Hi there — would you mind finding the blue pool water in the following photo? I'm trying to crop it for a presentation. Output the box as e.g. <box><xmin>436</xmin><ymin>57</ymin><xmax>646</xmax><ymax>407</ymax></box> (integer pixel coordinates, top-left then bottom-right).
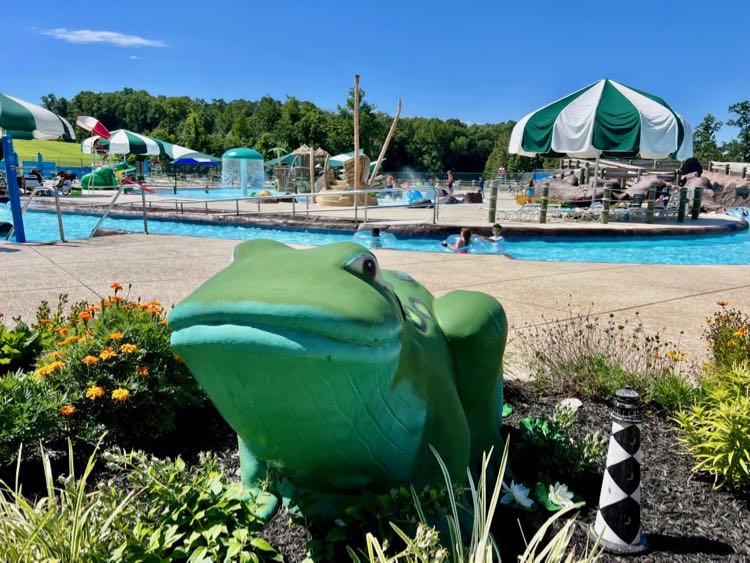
<box><xmin>2</xmin><ymin>205</ymin><xmax>749</xmax><ymax>265</ymax></box>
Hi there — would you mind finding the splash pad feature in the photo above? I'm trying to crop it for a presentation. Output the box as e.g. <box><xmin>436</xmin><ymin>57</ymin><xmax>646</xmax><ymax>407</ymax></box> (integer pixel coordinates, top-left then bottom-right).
<box><xmin>168</xmin><ymin>240</ymin><xmax>508</xmax><ymax>497</ymax></box>
<box><xmin>221</xmin><ymin>148</ymin><xmax>264</xmax><ymax>196</ymax></box>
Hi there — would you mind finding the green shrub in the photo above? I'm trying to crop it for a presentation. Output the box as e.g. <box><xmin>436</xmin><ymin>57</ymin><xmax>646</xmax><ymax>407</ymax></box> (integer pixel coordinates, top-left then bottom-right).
<box><xmin>99</xmin><ymin>450</ymin><xmax>280</xmax><ymax>562</ymax></box>
<box><xmin>0</xmin><ymin>318</ymin><xmax>42</xmax><ymax>375</ymax></box>
<box><xmin>704</xmin><ymin>302</ymin><xmax>750</xmax><ymax>370</ymax></box>
<box><xmin>31</xmin><ymin>288</ymin><xmax>204</xmax><ymax>446</ymax></box>
<box><xmin>675</xmin><ymin>362</ymin><xmax>750</xmax><ymax>489</ymax></box>
<box><xmin>0</xmin><ymin>371</ymin><xmax>66</xmax><ymax>462</ymax></box>
<box><xmin>514</xmin><ymin>309</ymin><xmax>694</xmax><ymax>405</ymax></box>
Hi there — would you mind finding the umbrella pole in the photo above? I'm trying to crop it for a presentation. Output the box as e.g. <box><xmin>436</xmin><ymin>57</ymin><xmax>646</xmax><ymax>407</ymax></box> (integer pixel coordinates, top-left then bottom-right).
<box><xmin>591</xmin><ymin>154</ymin><xmax>601</xmax><ymax>207</ymax></box>
<box><xmin>353</xmin><ymin>74</ymin><xmax>360</xmax><ymax>223</ymax></box>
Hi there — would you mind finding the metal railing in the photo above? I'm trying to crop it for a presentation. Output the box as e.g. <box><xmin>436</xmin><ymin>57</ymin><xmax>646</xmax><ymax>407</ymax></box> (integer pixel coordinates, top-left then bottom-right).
<box><xmin>103</xmin><ymin>186</ymin><xmax>443</xmax><ymax>225</ymax></box>
<box><xmin>5</xmin><ymin>187</ymin><xmax>66</xmax><ymax>242</ymax></box>
<box><xmin>88</xmin><ymin>183</ymin><xmax>150</xmax><ymax>238</ymax></box>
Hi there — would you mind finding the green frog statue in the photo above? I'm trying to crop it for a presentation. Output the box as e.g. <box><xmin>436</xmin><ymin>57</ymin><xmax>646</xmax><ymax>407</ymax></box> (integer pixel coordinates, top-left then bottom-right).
<box><xmin>169</xmin><ymin>240</ymin><xmax>508</xmax><ymax>496</ymax></box>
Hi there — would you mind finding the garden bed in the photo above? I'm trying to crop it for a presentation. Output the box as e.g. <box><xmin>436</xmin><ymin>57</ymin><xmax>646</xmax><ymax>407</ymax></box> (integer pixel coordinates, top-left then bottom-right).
<box><xmin>503</xmin><ymin>381</ymin><xmax>750</xmax><ymax>562</ymax></box>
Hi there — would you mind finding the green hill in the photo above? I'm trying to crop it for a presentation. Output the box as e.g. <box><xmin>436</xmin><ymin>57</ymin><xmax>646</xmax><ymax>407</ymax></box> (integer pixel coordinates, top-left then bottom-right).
<box><xmin>12</xmin><ymin>139</ymin><xmax>89</xmax><ymax>165</ymax></box>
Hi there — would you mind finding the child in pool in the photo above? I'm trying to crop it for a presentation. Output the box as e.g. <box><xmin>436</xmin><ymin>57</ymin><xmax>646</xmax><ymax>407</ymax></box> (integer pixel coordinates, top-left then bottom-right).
<box><xmin>442</xmin><ymin>228</ymin><xmax>472</xmax><ymax>253</ymax></box>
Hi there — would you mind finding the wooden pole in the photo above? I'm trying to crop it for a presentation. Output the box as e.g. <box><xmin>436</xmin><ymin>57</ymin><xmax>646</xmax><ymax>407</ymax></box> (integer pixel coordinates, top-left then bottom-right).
<box><xmin>309</xmin><ymin>146</ymin><xmax>315</xmax><ymax>195</ymax></box>
<box><xmin>368</xmin><ymin>98</ymin><xmax>402</xmax><ymax>186</ymax></box>
<box><xmin>353</xmin><ymin>74</ymin><xmax>361</xmax><ymax>220</ymax></box>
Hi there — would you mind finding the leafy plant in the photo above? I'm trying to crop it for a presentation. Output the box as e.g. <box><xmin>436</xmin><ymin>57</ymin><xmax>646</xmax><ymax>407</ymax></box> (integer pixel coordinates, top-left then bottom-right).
<box><xmin>513</xmin><ymin>400</ymin><xmax>607</xmax><ymax>487</ymax></box>
<box><xmin>99</xmin><ymin>450</ymin><xmax>281</xmax><ymax>562</ymax></box>
<box><xmin>359</xmin><ymin>444</ymin><xmax>603</xmax><ymax>562</ymax></box>
<box><xmin>0</xmin><ymin>370</ymin><xmax>66</xmax><ymax>462</ymax></box>
<box><xmin>675</xmin><ymin>362</ymin><xmax>750</xmax><ymax>489</ymax></box>
<box><xmin>0</xmin><ymin>439</ymin><xmax>134</xmax><ymax>563</ymax></box>
<box><xmin>514</xmin><ymin>308</ymin><xmax>694</xmax><ymax>405</ymax></box>
<box><xmin>31</xmin><ymin>287</ymin><xmax>205</xmax><ymax>446</ymax></box>
<box><xmin>704</xmin><ymin>302</ymin><xmax>750</xmax><ymax>370</ymax></box>
<box><xmin>0</xmin><ymin>319</ymin><xmax>42</xmax><ymax>374</ymax></box>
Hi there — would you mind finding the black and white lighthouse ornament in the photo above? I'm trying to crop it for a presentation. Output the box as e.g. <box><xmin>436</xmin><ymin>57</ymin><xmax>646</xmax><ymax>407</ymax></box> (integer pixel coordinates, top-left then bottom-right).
<box><xmin>590</xmin><ymin>388</ymin><xmax>648</xmax><ymax>553</ymax></box>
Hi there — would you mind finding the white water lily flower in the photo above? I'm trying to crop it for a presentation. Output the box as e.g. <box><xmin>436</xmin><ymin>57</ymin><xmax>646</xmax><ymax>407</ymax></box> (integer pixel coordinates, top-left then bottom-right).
<box><xmin>548</xmin><ymin>482</ymin><xmax>575</xmax><ymax>507</ymax></box>
<box><xmin>558</xmin><ymin>398</ymin><xmax>582</xmax><ymax>412</ymax></box>
<box><xmin>501</xmin><ymin>480</ymin><xmax>534</xmax><ymax>508</ymax></box>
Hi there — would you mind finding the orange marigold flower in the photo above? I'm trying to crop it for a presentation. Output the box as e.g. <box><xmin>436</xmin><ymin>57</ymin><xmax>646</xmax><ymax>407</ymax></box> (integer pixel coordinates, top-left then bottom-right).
<box><xmin>111</xmin><ymin>282</ymin><xmax>123</xmax><ymax>293</ymax></box>
<box><xmin>59</xmin><ymin>404</ymin><xmax>76</xmax><ymax>417</ymax></box>
<box><xmin>58</xmin><ymin>335</ymin><xmax>80</xmax><ymax>346</ymax></box>
<box><xmin>38</xmin><ymin>318</ymin><xmax>51</xmax><ymax>325</ymax></box>
<box><xmin>37</xmin><ymin>361</ymin><xmax>65</xmax><ymax>377</ymax></box>
<box><xmin>160</xmin><ymin>318</ymin><xmax>168</xmax><ymax>326</ymax></box>
<box><xmin>173</xmin><ymin>353</ymin><xmax>182</xmax><ymax>362</ymax></box>
<box><xmin>734</xmin><ymin>327</ymin><xmax>748</xmax><ymax>337</ymax></box>
<box><xmin>111</xmin><ymin>388</ymin><xmax>130</xmax><ymax>402</ymax></box>
<box><xmin>110</xmin><ymin>295</ymin><xmax>124</xmax><ymax>303</ymax></box>
<box><xmin>81</xmin><ymin>355</ymin><xmax>99</xmax><ymax>365</ymax></box>
<box><xmin>77</xmin><ymin>311</ymin><xmax>93</xmax><ymax>322</ymax></box>
<box><xmin>54</xmin><ymin>327</ymin><xmax>69</xmax><ymax>336</ymax></box>
<box><xmin>47</xmin><ymin>350</ymin><xmax>66</xmax><ymax>360</ymax></box>
<box><xmin>137</xmin><ymin>366</ymin><xmax>149</xmax><ymax>377</ymax></box>
<box><xmin>85</xmin><ymin>385</ymin><xmax>106</xmax><ymax>400</ymax></box>
<box><xmin>119</xmin><ymin>343</ymin><xmax>138</xmax><ymax>354</ymax></box>
<box><xmin>717</xmin><ymin>300</ymin><xmax>729</xmax><ymax>307</ymax></box>
<box><xmin>109</xmin><ymin>331</ymin><xmax>124</xmax><ymax>341</ymax></box>
<box><xmin>99</xmin><ymin>347</ymin><xmax>117</xmax><ymax>360</ymax></box>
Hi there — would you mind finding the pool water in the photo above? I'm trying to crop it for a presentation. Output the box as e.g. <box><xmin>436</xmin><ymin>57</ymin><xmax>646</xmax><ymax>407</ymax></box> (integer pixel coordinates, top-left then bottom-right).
<box><xmin>2</xmin><ymin>205</ymin><xmax>749</xmax><ymax>265</ymax></box>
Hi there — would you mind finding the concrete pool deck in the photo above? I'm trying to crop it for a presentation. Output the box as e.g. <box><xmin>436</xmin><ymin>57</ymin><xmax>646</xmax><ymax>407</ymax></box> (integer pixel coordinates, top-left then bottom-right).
<box><xmin>3</xmin><ymin>233</ymin><xmax>749</xmax><ymax>370</ymax></box>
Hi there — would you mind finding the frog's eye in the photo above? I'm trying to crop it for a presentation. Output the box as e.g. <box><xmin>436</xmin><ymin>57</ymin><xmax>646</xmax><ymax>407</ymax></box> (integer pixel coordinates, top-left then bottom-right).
<box><xmin>346</xmin><ymin>254</ymin><xmax>385</xmax><ymax>285</ymax></box>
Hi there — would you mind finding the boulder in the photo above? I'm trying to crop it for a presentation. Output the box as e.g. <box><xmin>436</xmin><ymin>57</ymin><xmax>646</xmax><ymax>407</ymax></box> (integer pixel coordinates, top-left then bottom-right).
<box><xmin>628</xmin><ymin>175</ymin><xmax>667</xmax><ymax>196</ymax></box>
<box><xmin>684</xmin><ymin>175</ymin><xmax>712</xmax><ymax>190</ymax></box>
<box><xmin>563</xmin><ymin>174</ymin><xmax>579</xmax><ymax>186</ymax></box>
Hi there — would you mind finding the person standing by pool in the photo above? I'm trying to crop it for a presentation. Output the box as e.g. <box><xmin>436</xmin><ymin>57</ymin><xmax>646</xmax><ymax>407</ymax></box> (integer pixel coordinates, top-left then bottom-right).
<box><xmin>446</xmin><ymin>170</ymin><xmax>454</xmax><ymax>194</ymax></box>
<box><xmin>386</xmin><ymin>175</ymin><xmax>395</xmax><ymax>198</ymax></box>
<box><xmin>526</xmin><ymin>179</ymin><xmax>535</xmax><ymax>203</ymax></box>
<box><xmin>478</xmin><ymin>177</ymin><xmax>485</xmax><ymax>193</ymax></box>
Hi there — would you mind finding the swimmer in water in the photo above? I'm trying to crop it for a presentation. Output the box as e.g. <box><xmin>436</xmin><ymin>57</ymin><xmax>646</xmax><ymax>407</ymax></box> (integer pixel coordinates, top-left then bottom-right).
<box><xmin>441</xmin><ymin>227</ymin><xmax>472</xmax><ymax>252</ymax></box>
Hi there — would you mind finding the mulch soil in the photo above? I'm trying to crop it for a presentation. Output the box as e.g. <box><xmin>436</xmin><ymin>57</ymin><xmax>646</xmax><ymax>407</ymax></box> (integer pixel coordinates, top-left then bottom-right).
<box><xmin>502</xmin><ymin>381</ymin><xmax>750</xmax><ymax>562</ymax></box>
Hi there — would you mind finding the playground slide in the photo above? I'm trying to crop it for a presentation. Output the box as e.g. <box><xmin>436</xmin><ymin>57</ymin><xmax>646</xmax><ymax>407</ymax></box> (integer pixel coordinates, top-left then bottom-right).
<box><xmin>121</xmin><ymin>177</ymin><xmax>155</xmax><ymax>193</ymax></box>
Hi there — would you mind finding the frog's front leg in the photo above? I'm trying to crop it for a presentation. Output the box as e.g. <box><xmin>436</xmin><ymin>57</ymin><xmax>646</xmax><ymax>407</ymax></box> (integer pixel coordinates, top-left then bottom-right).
<box><xmin>433</xmin><ymin>290</ymin><xmax>508</xmax><ymax>469</ymax></box>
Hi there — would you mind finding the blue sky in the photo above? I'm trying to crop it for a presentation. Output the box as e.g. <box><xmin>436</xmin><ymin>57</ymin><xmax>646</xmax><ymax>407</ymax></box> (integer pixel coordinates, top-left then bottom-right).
<box><xmin>6</xmin><ymin>0</ymin><xmax>750</xmax><ymax>141</ymax></box>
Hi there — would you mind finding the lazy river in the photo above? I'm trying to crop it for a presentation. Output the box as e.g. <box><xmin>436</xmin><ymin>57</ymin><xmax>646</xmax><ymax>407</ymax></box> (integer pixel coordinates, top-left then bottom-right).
<box><xmin>2</xmin><ymin>205</ymin><xmax>749</xmax><ymax>265</ymax></box>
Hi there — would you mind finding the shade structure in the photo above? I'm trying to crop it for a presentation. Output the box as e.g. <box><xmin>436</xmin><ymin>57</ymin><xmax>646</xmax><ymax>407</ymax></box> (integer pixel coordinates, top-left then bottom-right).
<box><xmin>509</xmin><ymin>79</ymin><xmax>693</xmax><ymax>160</ymax></box>
<box><xmin>328</xmin><ymin>149</ymin><xmax>365</xmax><ymax>168</ymax></box>
<box><xmin>82</xmin><ymin>129</ymin><xmax>161</xmax><ymax>155</ymax></box>
<box><xmin>0</xmin><ymin>93</ymin><xmax>74</xmax><ymax>140</ymax></box>
<box><xmin>156</xmin><ymin>140</ymin><xmax>211</xmax><ymax>160</ymax></box>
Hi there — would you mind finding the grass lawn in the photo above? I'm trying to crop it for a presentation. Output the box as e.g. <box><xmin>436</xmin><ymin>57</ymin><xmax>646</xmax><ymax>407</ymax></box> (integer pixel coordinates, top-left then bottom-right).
<box><xmin>12</xmin><ymin>139</ymin><xmax>89</xmax><ymax>165</ymax></box>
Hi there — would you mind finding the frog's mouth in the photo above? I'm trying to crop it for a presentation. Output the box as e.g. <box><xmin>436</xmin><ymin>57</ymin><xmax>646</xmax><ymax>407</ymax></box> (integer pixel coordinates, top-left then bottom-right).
<box><xmin>168</xmin><ymin>300</ymin><xmax>403</xmax><ymax>365</ymax></box>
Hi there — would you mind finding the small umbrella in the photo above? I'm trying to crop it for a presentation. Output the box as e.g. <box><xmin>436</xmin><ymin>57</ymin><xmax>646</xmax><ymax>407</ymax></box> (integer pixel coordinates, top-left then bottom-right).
<box><xmin>82</xmin><ymin>129</ymin><xmax>162</xmax><ymax>155</ymax></box>
<box><xmin>0</xmin><ymin>93</ymin><xmax>74</xmax><ymax>140</ymax></box>
<box><xmin>509</xmin><ymin>79</ymin><xmax>693</xmax><ymax>203</ymax></box>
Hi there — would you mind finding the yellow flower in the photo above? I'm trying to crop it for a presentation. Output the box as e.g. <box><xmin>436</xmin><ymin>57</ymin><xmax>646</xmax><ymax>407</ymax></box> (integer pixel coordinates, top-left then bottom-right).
<box><xmin>137</xmin><ymin>366</ymin><xmax>149</xmax><ymax>377</ymax></box>
<box><xmin>109</xmin><ymin>331</ymin><xmax>124</xmax><ymax>341</ymax></box>
<box><xmin>81</xmin><ymin>355</ymin><xmax>99</xmax><ymax>365</ymax></box>
<box><xmin>59</xmin><ymin>404</ymin><xmax>76</xmax><ymax>417</ymax></box>
<box><xmin>119</xmin><ymin>343</ymin><xmax>138</xmax><ymax>354</ymax></box>
<box><xmin>37</xmin><ymin>361</ymin><xmax>65</xmax><ymax>377</ymax></box>
<box><xmin>734</xmin><ymin>327</ymin><xmax>748</xmax><ymax>337</ymax></box>
<box><xmin>47</xmin><ymin>350</ymin><xmax>66</xmax><ymax>360</ymax></box>
<box><xmin>58</xmin><ymin>335</ymin><xmax>80</xmax><ymax>346</ymax></box>
<box><xmin>99</xmin><ymin>347</ymin><xmax>117</xmax><ymax>360</ymax></box>
<box><xmin>111</xmin><ymin>282</ymin><xmax>123</xmax><ymax>293</ymax></box>
<box><xmin>85</xmin><ymin>385</ymin><xmax>105</xmax><ymax>400</ymax></box>
<box><xmin>717</xmin><ymin>300</ymin><xmax>729</xmax><ymax>307</ymax></box>
<box><xmin>54</xmin><ymin>327</ymin><xmax>69</xmax><ymax>336</ymax></box>
<box><xmin>111</xmin><ymin>388</ymin><xmax>130</xmax><ymax>402</ymax></box>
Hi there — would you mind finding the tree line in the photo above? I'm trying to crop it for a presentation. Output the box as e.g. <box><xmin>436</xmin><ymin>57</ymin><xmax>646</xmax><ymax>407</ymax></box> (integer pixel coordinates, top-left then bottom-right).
<box><xmin>42</xmin><ymin>88</ymin><xmax>508</xmax><ymax>174</ymax></box>
<box><xmin>41</xmin><ymin>89</ymin><xmax>750</xmax><ymax>175</ymax></box>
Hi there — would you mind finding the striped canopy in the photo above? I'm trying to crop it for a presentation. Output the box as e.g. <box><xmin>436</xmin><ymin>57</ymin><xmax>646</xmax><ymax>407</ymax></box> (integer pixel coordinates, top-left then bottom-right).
<box><xmin>0</xmin><ymin>93</ymin><xmax>74</xmax><ymax>140</ymax></box>
<box><xmin>82</xmin><ymin>129</ymin><xmax>161</xmax><ymax>155</ymax></box>
<box><xmin>509</xmin><ymin>79</ymin><xmax>693</xmax><ymax>160</ymax></box>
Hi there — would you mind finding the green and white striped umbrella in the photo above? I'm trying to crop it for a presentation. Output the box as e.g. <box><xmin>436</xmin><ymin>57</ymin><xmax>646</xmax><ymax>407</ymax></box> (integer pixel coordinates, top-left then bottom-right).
<box><xmin>0</xmin><ymin>93</ymin><xmax>74</xmax><ymax>140</ymax></box>
<box><xmin>81</xmin><ymin>129</ymin><xmax>161</xmax><ymax>155</ymax></box>
<box><xmin>509</xmin><ymin>79</ymin><xmax>693</xmax><ymax>160</ymax></box>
